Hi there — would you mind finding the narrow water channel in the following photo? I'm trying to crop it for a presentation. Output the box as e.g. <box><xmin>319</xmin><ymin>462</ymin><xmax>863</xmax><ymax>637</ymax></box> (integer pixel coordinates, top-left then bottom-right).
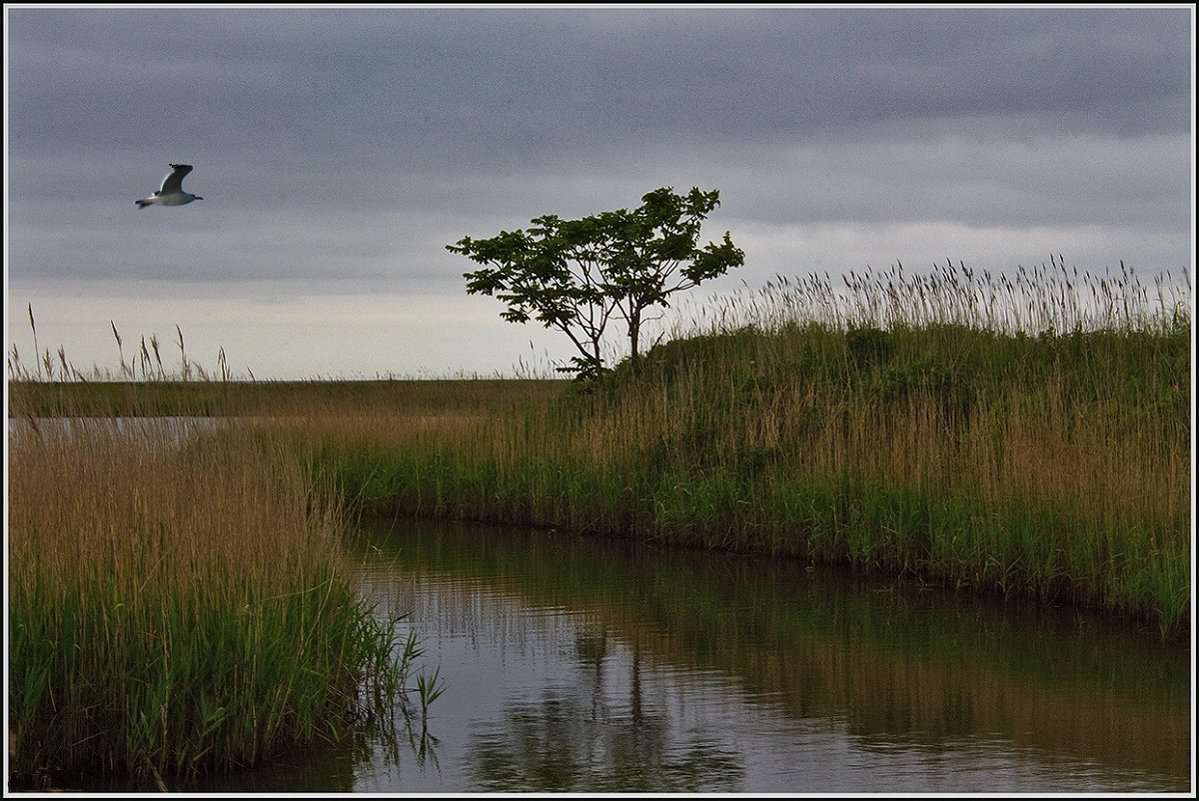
<box><xmin>188</xmin><ymin>516</ymin><xmax>1191</xmax><ymax>793</ymax></box>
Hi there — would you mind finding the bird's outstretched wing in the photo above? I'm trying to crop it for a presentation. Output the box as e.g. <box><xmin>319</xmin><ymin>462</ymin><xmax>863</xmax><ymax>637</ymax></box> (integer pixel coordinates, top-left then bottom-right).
<box><xmin>160</xmin><ymin>164</ymin><xmax>194</xmax><ymax>194</ymax></box>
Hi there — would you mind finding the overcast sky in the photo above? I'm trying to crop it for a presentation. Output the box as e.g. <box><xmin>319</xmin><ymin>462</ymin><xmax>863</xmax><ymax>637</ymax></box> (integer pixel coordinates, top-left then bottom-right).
<box><xmin>4</xmin><ymin>5</ymin><xmax>1194</xmax><ymax>380</ymax></box>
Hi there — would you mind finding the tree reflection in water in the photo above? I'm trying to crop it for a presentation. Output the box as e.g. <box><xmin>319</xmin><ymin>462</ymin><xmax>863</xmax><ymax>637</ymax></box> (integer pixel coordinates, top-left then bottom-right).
<box><xmin>469</xmin><ymin>628</ymin><xmax>743</xmax><ymax>792</ymax></box>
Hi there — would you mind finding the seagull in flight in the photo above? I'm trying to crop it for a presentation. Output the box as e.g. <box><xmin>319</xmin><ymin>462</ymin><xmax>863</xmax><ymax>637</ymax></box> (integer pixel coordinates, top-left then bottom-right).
<box><xmin>136</xmin><ymin>163</ymin><xmax>203</xmax><ymax>208</ymax></box>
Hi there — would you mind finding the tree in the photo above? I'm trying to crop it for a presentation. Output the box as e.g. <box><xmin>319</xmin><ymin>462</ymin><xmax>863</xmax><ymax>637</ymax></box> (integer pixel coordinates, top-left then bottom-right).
<box><xmin>447</xmin><ymin>186</ymin><xmax>744</xmax><ymax>380</ymax></box>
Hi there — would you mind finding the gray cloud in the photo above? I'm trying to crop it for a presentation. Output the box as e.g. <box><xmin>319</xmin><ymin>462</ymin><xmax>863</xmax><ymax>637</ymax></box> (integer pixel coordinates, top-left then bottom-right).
<box><xmin>9</xmin><ymin>8</ymin><xmax>1189</xmax><ymax>161</ymax></box>
<box><xmin>5</xmin><ymin>6</ymin><xmax>1192</xmax><ymax>378</ymax></box>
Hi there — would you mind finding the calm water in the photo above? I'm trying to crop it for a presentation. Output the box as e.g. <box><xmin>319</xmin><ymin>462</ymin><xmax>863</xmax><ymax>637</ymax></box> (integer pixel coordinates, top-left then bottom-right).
<box><xmin>181</xmin><ymin>516</ymin><xmax>1193</xmax><ymax>794</ymax></box>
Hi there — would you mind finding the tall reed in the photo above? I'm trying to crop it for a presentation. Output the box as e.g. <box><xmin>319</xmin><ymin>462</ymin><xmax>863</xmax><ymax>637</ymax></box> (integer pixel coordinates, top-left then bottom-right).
<box><xmin>295</xmin><ymin>259</ymin><xmax>1190</xmax><ymax>635</ymax></box>
<box><xmin>7</xmin><ymin>418</ymin><xmax>411</xmax><ymax>790</ymax></box>
<box><xmin>10</xmin><ymin>260</ymin><xmax>1188</xmax><ymax>638</ymax></box>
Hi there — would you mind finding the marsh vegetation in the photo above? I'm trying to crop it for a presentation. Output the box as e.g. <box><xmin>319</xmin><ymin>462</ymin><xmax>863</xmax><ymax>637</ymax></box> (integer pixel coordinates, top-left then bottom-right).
<box><xmin>7</xmin><ymin>418</ymin><xmax>427</xmax><ymax>790</ymax></box>
<box><xmin>7</xmin><ymin>258</ymin><xmax>1191</xmax><ymax>788</ymax></box>
<box><xmin>283</xmin><ymin>260</ymin><xmax>1191</xmax><ymax>634</ymax></box>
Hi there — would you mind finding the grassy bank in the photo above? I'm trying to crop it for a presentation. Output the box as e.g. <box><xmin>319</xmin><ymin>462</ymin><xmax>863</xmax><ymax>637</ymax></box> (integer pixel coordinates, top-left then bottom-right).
<box><xmin>8</xmin><ymin>261</ymin><xmax>1191</xmax><ymax>652</ymax></box>
<box><xmin>292</xmin><ymin>262</ymin><xmax>1191</xmax><ymax>635</ymax></box>
<box><xmin>7</xmin><ymin>418</ymin><xmax>416</xmax><ymax>790</ymax></box>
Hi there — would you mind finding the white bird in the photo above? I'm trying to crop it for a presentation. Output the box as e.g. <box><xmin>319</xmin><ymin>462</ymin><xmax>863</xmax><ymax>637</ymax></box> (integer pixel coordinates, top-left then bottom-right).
<box><xmin>136</xmin><ymin>163</ymin><xmax>203</xmax><ymax>208</ymax></box>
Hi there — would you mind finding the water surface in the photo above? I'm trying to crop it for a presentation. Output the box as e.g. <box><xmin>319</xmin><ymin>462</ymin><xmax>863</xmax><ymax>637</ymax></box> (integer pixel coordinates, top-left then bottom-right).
<box><xmin>184</xmin><ymin>516</ymin><xmax>1192</xmax><ymax>793</ymax></box>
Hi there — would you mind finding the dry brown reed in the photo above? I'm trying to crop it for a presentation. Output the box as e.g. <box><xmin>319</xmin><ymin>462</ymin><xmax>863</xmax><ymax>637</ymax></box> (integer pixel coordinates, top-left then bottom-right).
<box><xmin>8</xmin><ymin>417</ymin><xmax>408</xmax><ymax>788</ymax></box>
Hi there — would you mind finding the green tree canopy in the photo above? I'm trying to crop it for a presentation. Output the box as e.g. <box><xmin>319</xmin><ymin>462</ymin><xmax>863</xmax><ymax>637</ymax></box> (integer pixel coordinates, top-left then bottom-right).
<box><xmin>447</xmin><ymin>186</ymin><xmax>744</xmax><ymax>380</ymax></box>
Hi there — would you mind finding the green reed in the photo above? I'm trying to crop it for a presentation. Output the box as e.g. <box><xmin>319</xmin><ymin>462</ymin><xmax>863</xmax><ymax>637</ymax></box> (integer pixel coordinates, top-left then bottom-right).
<box><xmin>7</xmin><ymin>418</ymin><xmax>414</xmax><ymax>790</ymax></box>
<box><xmin>9</xmin><ymin>259</ymin><xmax>1189</xmax><ymax>641</ymax></box>
<box><xmin>293</xmin><ymin>259</ymin><xmax>1190</xmax><ymax>636</ymax></box>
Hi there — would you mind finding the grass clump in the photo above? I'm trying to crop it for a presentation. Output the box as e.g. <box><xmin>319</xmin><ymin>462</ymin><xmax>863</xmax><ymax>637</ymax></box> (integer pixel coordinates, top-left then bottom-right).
<box><xmin>7</xmin><ymin>418</ymin><xmax>413</xmax><ymax>791</ymax></box>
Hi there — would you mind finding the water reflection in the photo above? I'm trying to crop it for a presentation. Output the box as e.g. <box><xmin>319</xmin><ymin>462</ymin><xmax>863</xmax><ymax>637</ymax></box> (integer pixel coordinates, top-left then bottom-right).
<box><xmin>184</xmin><ymin>516</ymin><xmax>1189</xmax><ymax>793</ymax></box>
<box><xmin>470</xmin><ymin>688</ymin><xmax>744</xmax><ymax>793</ymax></box>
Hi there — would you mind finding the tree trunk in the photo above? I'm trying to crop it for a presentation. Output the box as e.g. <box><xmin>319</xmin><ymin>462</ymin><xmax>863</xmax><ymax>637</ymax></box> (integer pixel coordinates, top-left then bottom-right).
<box><xmin>628</xmin><ymin>307</ymin><xmax>642</xmax><ymax>372</ymax></box>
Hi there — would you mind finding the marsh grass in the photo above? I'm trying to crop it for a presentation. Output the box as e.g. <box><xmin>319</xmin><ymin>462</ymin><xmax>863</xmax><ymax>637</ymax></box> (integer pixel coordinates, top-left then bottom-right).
<box><xmin>8</xmin><ymin>310</ymin><xmax>221</xmax><ymax>385</ymax></box>
<box><xmin>7</xmin><ymin>377</ymin><xmax>566</xmax><ymax>418</ymax></box>
<box><xmin>8</xmin><ymin>258</ymin><xmax>1191</xmax><ymax>642</ymax></box>
<box><xmin>7</xmin><ymin>416</ymin><xmax>415</xmax><ymax>790</ymax></box>
<box><xmin>291</xmin><ymin>259</ymin><xmax>1191</xmax><ymax>635</ymax></box>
